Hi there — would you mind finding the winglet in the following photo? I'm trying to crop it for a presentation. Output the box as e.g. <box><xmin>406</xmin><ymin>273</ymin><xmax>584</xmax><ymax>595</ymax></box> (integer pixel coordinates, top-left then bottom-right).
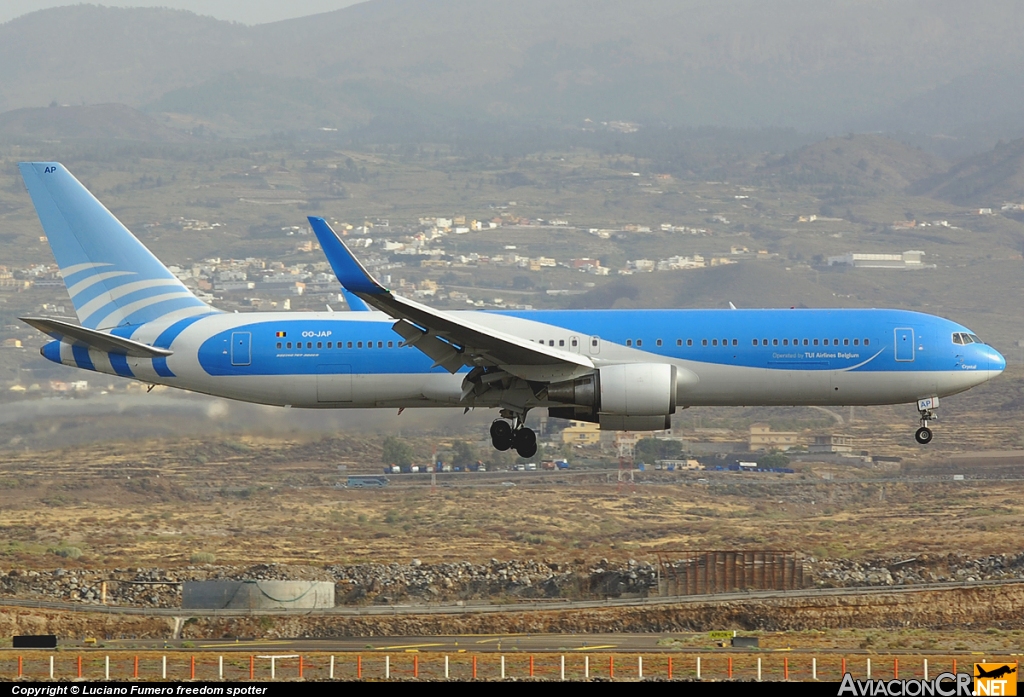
<box><xmin>308</xmin><ymin>216</ymin><xmax>387</xmax><ymax>295</ymax></box>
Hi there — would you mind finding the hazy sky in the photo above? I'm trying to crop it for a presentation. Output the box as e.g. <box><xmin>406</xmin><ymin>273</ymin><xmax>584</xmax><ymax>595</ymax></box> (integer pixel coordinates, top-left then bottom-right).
<box><xmin>1</xmin><ymin>1</ymin><xmax>366</xmax><ymax>26</ymax></box>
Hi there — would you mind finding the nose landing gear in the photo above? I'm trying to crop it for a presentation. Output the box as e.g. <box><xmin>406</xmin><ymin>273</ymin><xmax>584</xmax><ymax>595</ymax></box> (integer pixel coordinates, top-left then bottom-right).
<box><xmin>490</xmin><ymin>410</ymin><xmax>537</xmax><ymax>458</ymax></box>
<box><xmin>915</xmin><ymin>397</ymin><xmax>938</xmax><ymax>445</ymax></box>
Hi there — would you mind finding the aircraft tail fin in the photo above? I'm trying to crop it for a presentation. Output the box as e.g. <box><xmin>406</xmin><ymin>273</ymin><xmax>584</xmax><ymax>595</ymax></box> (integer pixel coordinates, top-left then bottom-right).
<box><xmin>18</xmin><ymin>162</ymin><xmax>216</xmax><ymax>330</ymax></box>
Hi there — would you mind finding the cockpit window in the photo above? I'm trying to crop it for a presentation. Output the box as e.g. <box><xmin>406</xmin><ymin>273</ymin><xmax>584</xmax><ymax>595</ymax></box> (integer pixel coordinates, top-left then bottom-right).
<box><xmin>953</xmin><ymin>332</ymin><xmax>985</xmax><ymax>345</ymax></box>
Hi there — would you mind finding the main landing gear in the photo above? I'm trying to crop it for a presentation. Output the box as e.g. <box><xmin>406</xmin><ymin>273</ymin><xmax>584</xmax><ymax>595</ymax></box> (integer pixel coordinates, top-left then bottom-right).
<box><xmin>490</xmin><ymin>411</ymin><xmax>537</xmax><ymax>459</ymax></box>
<box><xmin>915</xmin><ymin>397</ymin><xmax>938</xmax><ymax>445</ymax></box>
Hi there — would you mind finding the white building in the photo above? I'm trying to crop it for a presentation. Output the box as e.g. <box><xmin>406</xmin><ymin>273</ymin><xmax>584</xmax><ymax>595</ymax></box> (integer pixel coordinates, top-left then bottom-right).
<box><xmin>827</xmin><ymin>250</ymin><xmax>931</xmax><ymax>270</ymax></box>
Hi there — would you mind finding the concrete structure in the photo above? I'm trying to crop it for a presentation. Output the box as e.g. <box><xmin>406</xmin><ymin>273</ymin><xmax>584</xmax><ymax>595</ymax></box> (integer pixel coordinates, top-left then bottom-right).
<box><xmin>809</xmin><ymin>433</ymin><xmax>855</xmax><ymax>454</ymax></box>
<box><xmin>182</xmin><ymin>581</ymin><xmax>335</xmax><ymax>610</ymax></box>
<box><xmin>749</xmin><ymin>423</ymin><xmax>802</xmax><ymax>452</ymax></box>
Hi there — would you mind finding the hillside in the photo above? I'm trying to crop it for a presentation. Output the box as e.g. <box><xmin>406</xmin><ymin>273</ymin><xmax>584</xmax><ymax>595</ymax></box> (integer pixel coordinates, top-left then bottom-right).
<box><xmin>757</xmin><ymin>134</ymin><xmax>947</xmax><ymax>196</ymax></box>
<box><xmin>0</xmin><ymin>104</ymin><xmax>192</xmax><ymax>143</ymax></box>
<box><xmin>909</xmin><ymin>137</ymin><xmax>1024</xmax><ymax>206</ymax></box>
<box><xmin>2</xmin><ymin>2</ymin><xmax>1024</xmax><ymax>136</ymax></box>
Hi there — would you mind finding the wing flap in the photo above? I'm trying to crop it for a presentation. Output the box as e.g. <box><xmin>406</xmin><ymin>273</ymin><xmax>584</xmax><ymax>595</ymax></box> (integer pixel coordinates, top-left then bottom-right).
<box><xmin>21</xmin><ymin>316</ymin><xmax>173</xmax><ymax>358</ymax></box>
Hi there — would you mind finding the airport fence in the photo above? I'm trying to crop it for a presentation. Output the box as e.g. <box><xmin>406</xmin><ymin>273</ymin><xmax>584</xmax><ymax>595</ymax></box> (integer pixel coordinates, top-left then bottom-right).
<box><xmin>0</xmin><ymin>652</ymin><xmax>1003</xmax><ymax>681</ymax></box>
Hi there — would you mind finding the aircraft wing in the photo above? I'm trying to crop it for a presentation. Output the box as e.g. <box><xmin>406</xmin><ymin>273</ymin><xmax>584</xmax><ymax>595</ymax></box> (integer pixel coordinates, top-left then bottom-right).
<box><xmin>21</xmin><ymin>316</ymin><xmax>173</xmax><ymax>358</ymax></box>
<box><xmin>309</xmin><ymin>217</ymin><xmax>594</xmax><ymax>383</ymax></box>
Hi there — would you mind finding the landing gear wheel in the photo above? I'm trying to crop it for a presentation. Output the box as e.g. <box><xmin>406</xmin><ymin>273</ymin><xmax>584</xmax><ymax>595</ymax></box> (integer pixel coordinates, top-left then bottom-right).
<box><xmin>513</xmin><ymin>427</ymin><xmax>537</xmax><ymax>459</ymax></box>
<box><xmin>915</xmin><ymin>427</ymin><xmax>933</xmax><ymax>445</ymax></box>
<box><xmin>490</xmin><ymin>420</ymin><xmax>513</xmax><ymax>451</ymax></box>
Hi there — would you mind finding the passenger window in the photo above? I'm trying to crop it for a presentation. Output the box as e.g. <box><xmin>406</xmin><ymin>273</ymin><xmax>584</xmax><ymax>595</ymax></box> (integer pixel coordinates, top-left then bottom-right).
<box><xmin>286</xmin><ymin>342</ymin><xmax>291</xmax><ymax>349</ymax></box>
<box><xmin>864</xmin><ymin>339</ymin><xmax>869</xmax><ymax>346</ymax></box>
<box><xmin>762</xmin><ymin>339</ymin><xmax>768</xmax><ymax>346</ymax></box>
<box><xmin>307</xmin><ymin>342</ymin><xmax>312</xmax><ymax>349</ymax></box>
<box><xmin>687</xmin><ymin>339</ymin><xmax>693</xmax><ymax>346</ymax></box>
<box><xmin>276</xmin><ymin>342</ymin><xmax>282</xmax><ymax>349</ymax></box>
<box><xmin>853</xmin><ymin>339</ymin><xmax>859</xmax><ymax>346</ymax></box>
<box><xmin>549</xmin><ymin>340</ymin><xmax>555</xmax><ymax>346</ymax></box>
<box><xmin>702</xmin><ymin>339</ymin><xmax>708</xmax><ymax>346</ymax></box>
<box><xmin>327</xmin><ymin>342</ymin><xmax>332</xmax><ymax>348</ymax></box>
<box><xmin>773</xmin><ymin>339</ymin><xmax>779</xmax><ymax>346</ymax></box>
<box><xmin>626</xmin><ymin>339</ymin><xmax>632</xmax><ymax>347</ymax></box>
<box><xmin>732</xmin><ymin>339</ymin><xmax>738</xmax><ymax>346</ymax></box>
<box><xmin>347</xmin><ymin>342</ymin><xmax>353</xmax><ymax>348</ymax></box>
<box><xmin>783</xmin><ymin>339</ymin><xmax>789</xmax><ymax>346</ymax></box>
<box><xmin>656</xmin><ymin>339</ymin><xmax>662</xmax><ymax>347</ymax></box>
<box><xmin>636</xmin><ymin>339</ymin><xmax>642</xmax><ymax>347</ymax></box>
<box><xmin>317</xmin><ymin>342</ymin><xmax>322</xmax><ymax>349</ymax></box>
<box><xmin>712</xmin><ymin>339</ymin><xmax>718</xmax><ymax>346</ymax></box>
<box><xmin>823</xmin><ymin>339</ymin><xmax>829</xmax><ymax>346</ymax></box>
<box><xmin>833</xmin><ymin>338</ymin><xmax>839</xmax><ymax>345</ymax></box>
<box><xmin>378</xmin><ymin>341</ymin><xmax>383</xmax><ymax>348</ymax></box>
<box><xmin>388</xmin><ymin>341</ymin><xmax>394</xmax><ymax>348</ymax></box>
<box><xmin>559</xmin><ymin>339</ymin><xmax>565</xmax><ymax>347</ymax></box>
<box><xmin>843</xmin><ymin>339</ymin><xmax>849</xmax><ymax>346</ymax></box>
<box><xmin>813</xmin><ymin>339</ymin><xmax>819</xmax><ymax>346</ymax></box>
<box><xmin>357</xmin><ymin>341</ymin><xmax>363</xmax><ymax>348</ymax></box>
<box><xmin>752</xmin><ymin>339</ymin><xmax>758</xmax><ymax>346</ymax></box>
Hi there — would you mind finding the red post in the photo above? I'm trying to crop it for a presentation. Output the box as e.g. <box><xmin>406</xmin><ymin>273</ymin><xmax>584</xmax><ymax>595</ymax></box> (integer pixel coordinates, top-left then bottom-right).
<box><xmin>472</xmin><ymin>655</ymin><xmax>477</xmax><ymax>679</ymax></box>
<box><xmin>357</xmin><ymin>655</ymin><xmax>362</xmax><ymax>680</ymax></box>
<box><xmin>413</xmin><ymin>654</ymin><xmax>419</xmax><ymax>678</ymax></box>
<box><xmin>249</xmin><ymin>655</ymin><xmax>254</xmax><ymax>680</ymax></box>
<box><xmin>18</xmin><ymin>656</ymin><xmax>22</xmax><ymax>678</ymax></box>
<box><xmin>668</xmin><ymin>656</ymin><xmax>673</xmax><ymax>680</ymax></box>
<box><xmin>784</xmin><ymin>657</ymin><xmax>789</xmax><ymax>681</ymax></box>
<box><xmin>299</xmin><ymin>655</ymin><xmax>304</xmax><ymax>679</ymax></box>
<box><xmin>894</xmin><ymin>658</ymin><xmax>899</xmax><ymax>679</ymax></box>
<box><xmin>842</xmin><ymin>658</ymin><xmax>847</xmax><ymax>676</ymax></box>
<box><xmin>529</xmin><ymin>655</ymin><xmax>534</xmax><ymax>677</ymax></box>
<box><xmin>728</xmin><ymin>656</ymin><xmax>733</xmax><ymax>679</ymax></box>
<box><xmin>78</xmin><ymin>656</ymin><xmax>82</xmax><ymax>679</ymax></box>
<box><xmin>953</xmin><ymin>659</ymin><xmax>957</xmax><ymax>675</ymax></box>
<box><xmin>134</xmin><ymin>655</ymin><xmax>139</xmax><ymax>678</ymax></box>
<box><xmin>190</xmin><ymin>655</ymin><xmax>195</xmax><ymax>680</ymax></box>
<box><xmin>609</xmin><ymin>655</ymin><xmax>614</xmax><ymax>679</ymax></box>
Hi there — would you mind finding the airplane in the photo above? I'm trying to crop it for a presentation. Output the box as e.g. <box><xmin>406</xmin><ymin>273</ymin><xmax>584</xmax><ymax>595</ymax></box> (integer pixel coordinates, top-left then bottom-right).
<box><xmin>976</xmin><ymin>665</ymin><xmax>1017</xmax><ymax>680</ymax></box>
<box><xmin>15</xmin><ymin>162</ymin><xmax>1006</xmax><ymax>458</ymax></box>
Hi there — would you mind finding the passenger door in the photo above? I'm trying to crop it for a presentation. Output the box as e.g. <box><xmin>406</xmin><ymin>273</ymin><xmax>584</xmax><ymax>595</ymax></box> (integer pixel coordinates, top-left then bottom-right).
<box><xmin>230</xmin><ymin>332</ymin><xmax>251</xmax><ymax>366</ymax></box>
<box><xmin>894</xmin><ymin>328</ymin><xmax>914</xmax><ymax>362</ymax></box>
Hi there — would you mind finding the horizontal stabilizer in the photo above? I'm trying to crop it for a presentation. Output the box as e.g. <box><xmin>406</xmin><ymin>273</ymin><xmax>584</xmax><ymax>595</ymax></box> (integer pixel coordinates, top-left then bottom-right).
<box><xmin>20</xmin><ymin>316</ymin><xmax>173</xmax><ymax>358</ymax></box>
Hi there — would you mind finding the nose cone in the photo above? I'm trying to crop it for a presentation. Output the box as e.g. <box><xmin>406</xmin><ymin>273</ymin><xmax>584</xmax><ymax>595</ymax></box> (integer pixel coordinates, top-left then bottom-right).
<box><xmin>988</xmin><ymin>346</ymin><xmax>1007</xmax><ymax>373</ymax></box>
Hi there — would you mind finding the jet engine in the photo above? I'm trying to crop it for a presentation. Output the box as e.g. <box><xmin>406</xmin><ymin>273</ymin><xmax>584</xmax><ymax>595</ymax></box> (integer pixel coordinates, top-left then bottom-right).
<box><xmin>546</xmin><ymin>363</ymin><xmax>681</xmax><ymax>430</ymax></box>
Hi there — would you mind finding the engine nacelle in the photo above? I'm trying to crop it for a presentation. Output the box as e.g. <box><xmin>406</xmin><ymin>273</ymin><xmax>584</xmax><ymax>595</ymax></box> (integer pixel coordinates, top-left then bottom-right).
<box><xmin>599</xmin><ymin>362</ymin><xmax>677</xmax><ymax>416</ymax></box>
<box><xmin>547</xmin><ymin>363</ymin><xmax>678</xmax><ymax>428</ymax></box>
